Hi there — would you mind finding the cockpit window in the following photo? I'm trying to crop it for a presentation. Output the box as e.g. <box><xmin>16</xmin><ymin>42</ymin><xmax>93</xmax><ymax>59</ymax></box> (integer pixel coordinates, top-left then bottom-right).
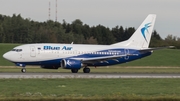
<box><xmin>12</xmin><ymin>49</ymin><xmax>16</xmax><ymax>51</ymax></box>
<box><xmin>16</xmin><ymin>49</ymin><xmax>22</xmax><ymax>52</ymax></box>
<box><xmin>11</xmin><ymin>49</ymin><xmax>22</xmax><ymax>52</ymax></box>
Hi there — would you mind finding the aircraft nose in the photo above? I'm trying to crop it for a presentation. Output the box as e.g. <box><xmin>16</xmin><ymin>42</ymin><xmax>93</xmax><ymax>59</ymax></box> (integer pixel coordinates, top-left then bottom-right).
<box><xmin>3</xmin><ymin>52</ymin><xmax>11</xmax><ymax>60</ymax></box>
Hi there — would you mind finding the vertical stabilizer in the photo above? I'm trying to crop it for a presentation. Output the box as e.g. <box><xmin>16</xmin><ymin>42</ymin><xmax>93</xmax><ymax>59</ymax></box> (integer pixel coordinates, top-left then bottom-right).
<box><xmin>112</xmin><ymin>14</ymin><xmax>156</xmax><ymax>49</ymax></box>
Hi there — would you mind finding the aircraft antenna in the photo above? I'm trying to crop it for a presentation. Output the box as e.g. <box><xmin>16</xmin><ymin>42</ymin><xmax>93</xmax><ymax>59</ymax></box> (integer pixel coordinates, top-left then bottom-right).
<box><xmin>49</xmin><ymin>2</ymin><xmax>51</xmax><ymax>20</ymax></box>
<box><xmin>55</xmin><ymin>0</ymin><xmax>57</xmax><ymax>22</ymax></box>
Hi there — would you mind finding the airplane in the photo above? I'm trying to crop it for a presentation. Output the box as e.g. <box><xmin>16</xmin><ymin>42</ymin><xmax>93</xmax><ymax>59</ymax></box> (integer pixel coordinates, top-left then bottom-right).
<box><xmin>3</xmin><ymin>14</ymin><xmax>159</xmax><ymax>73</ymax></box>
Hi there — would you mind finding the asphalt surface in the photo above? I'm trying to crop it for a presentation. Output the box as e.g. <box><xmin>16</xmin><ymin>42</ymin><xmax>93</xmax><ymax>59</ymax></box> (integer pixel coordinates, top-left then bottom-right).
<box><xmin>0</xmin><ymin>72</ymin><xmax>180</xmax><ymax>78</ymax></box>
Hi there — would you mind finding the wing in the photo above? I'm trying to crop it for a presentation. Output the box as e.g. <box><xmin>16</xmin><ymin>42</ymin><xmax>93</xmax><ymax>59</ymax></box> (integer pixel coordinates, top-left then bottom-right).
<box><xmin>71</xmin><ymin>54</ymin><xmax>138</xmax><ymax>64</ymax></box>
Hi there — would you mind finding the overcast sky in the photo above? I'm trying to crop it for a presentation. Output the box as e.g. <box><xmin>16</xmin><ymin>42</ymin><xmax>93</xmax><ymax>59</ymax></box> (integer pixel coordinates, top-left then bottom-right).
<box><xmin>0</xmin><ymin>0</ymin><xmax>180</xmax><ymax>39</ymax></box>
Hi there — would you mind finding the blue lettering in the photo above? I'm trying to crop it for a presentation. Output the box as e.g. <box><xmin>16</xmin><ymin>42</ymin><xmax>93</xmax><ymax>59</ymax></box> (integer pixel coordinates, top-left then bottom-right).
<box><xmin>62</xmin><ymin>46</ymin><xmax>72</xmax><ymax>50</ymax></box>
<box><xmin>44</xmin><ymin>46</ymin><xmax>60</xmax><ymax>50</ymax></box>
<box><xmin>66</xmin><ymin>47</ymin><xmax>72</xmax><ymax>50</ymax></box>
<box><xmin>43</xmin><ymin>46</ymin><xmax>72</xmax><ymax>50</ymax></box>
<box><xmin>62</xmin><ymin>46</ymin><xmax>66</xmax><ymax>50</ymax></box>
<box><xmin>44</xmin><ymin>46</ymin><xmax>48</xmax><ymax>50</ymax></box>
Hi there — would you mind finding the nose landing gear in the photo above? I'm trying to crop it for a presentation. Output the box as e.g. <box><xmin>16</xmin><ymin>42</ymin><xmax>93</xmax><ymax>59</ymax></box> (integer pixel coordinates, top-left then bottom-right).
<box><xmin>16</xmin><ymin>63</ymin><xmax>26</xmax><ymax>73</ymax></box>
<box><xmin>21</xmin><ymin>68</ymin><xmax>26</xmax><ymax>73</ymax></box>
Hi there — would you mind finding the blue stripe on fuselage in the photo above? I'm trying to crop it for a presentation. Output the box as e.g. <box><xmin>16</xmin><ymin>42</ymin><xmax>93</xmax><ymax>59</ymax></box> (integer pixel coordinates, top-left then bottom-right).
<box><xmin>14</xmin><ymin>49</ymin><xmax>152</xmax><ymax>67</ymax></box>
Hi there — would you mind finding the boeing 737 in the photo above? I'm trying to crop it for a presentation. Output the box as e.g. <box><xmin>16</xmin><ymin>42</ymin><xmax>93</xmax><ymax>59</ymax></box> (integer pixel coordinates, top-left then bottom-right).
<box><xmin>3</xmin><ymin>14</ymin><xmax>158</xmax><ymax>73</ymax></box>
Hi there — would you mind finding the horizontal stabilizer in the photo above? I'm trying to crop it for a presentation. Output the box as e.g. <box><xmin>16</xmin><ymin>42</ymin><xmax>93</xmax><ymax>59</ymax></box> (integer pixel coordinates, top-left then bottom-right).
<box><xmin>139</xmin><ymin>46</ymin><xmax>175</xmax><ymax>52</ymax></box>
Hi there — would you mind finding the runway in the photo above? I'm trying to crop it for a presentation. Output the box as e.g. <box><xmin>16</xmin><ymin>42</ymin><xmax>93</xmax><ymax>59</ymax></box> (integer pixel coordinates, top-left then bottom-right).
<box><xmin>0</xmin><ymin>72</ymin><xmax>180</xmax><ymax>78</ymax></box>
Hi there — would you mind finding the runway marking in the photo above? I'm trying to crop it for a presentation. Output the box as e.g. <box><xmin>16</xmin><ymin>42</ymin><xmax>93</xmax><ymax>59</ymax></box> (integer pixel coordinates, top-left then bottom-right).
<box><xmin>0</xmin><ymin>73</ymin><xmax>180</xmax><ymax>78</ymax></box>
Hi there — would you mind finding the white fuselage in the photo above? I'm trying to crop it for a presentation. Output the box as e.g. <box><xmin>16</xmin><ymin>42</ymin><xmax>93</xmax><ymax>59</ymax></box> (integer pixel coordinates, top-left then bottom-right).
<box><xmin>2</xmin><ymin>14</ymin><xmax>156</xmax><ymax>73</ymax></box>
<box><xmin>4</xmin><ymin>43</ymin><xmax>131</xmax><ymax>62</ymax></box>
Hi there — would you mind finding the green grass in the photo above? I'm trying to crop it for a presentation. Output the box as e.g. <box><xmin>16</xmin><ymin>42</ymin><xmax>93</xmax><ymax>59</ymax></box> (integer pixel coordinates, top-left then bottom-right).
<box><xmin>0</xmin><ymin>78</ymin><xmax>180</xmax><ymax>100</ymax></box>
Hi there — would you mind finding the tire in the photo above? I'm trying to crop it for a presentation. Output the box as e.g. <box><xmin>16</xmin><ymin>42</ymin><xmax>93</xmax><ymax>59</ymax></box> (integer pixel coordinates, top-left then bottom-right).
<box><xmin>71</xmin><ymin>69</ymin><xmax>78</xmax><ymax>73</ymax></box>
<box><xmin>83</xmin><ymin>67</ymin><xmax>90</xmax><ymax>73</ymax></box>
<box><xmin>21</xmin><ymin>68</ymin><xmax>26</xmax><ymax>73</ymax></box>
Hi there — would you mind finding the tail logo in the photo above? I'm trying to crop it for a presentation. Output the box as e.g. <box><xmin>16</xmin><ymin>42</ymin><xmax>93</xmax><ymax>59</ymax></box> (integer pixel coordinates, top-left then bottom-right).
<box><xmin>141</xmin><ymin>23</ymin><xmax>151</xmax><ymax>42</ymax></box>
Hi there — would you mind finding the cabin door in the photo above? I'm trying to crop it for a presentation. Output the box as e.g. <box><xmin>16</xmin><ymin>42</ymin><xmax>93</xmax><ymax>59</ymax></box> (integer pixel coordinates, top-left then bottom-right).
<box><xmin>30</xmin><ymin>46</ymin><xmax>36</xmax><ymax>57</ymax></box>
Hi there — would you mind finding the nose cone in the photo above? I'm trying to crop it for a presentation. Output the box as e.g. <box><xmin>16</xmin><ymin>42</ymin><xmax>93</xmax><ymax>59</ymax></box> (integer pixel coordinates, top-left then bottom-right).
<box><xmin>3</xmin><ymin>51</ymin><xmax>19</xmax><ymax>62</ymax></box>
<box><xmin>3</xmin><ymin>52</ymin><xmax>11</xmax><ymax>61</ymax></box>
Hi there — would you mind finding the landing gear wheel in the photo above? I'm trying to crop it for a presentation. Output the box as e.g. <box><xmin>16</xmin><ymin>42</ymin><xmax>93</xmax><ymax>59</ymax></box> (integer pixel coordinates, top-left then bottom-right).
<box><xmin>21</xmin><ymin>68</ymin><xmax>26</xmax><ymax>73</ymax></box>
<box><xmin>71</xmin><ymin>69</ymin><xmax>78</xmax><ymax>73</ymax></box>
<box><xmin>83</xmin><ymin>67</ymin><xmax>90</xmax><ymax>73</ymax></box>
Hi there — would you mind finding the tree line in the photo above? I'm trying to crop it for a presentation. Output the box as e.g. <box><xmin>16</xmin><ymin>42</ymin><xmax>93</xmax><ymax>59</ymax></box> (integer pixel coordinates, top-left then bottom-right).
<box><xmin>0</xmin><ymin>14</ymin><xmax>180</xmax><ymax>48</ymax></box>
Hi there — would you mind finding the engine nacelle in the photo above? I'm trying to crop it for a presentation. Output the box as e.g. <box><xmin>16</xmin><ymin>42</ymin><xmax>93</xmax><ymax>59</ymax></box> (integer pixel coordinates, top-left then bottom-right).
<box><xmin>41</xmin><ymin>65</ymin><xmax>59</xmax><ymax>69</ymax></box>
<box><xmin>61</xmin><ymin>59</ymin><xmax>82</xmax><ymax>69</ymax></box>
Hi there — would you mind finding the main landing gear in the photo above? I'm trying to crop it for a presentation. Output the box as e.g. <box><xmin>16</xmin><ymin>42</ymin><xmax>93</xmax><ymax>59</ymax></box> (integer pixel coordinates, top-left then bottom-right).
<box><xmin>71</xmin><ymin>69</ymin><xmax>79</xmax><ymax>73</ymax></box>
<box><xmin>71</xmin><ymin>67</ymin><xmax>90</xmax><ymax>73</ymax></box>
<box><xmin>83</xmin><ymin>67</ymin><xmax>90</xmax><ymax>73</ymax></box>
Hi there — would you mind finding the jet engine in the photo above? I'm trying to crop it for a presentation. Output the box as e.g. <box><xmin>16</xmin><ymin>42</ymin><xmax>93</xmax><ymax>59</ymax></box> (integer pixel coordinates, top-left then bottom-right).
<box><xmin>41</xmin><ymin>65</ymin><xmax>59</xmax><ymax>69</ymax></box>
<box><xmin>61</xmin><ymin>59</ymin><xmax>82</xmax><ymax>69</ymax></box>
